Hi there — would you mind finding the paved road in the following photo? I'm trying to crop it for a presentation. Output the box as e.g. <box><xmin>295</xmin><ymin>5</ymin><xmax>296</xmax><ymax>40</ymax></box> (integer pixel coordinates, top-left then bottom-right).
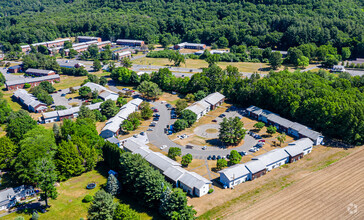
<box><xmin>147</xmin><ymin>102</ymin><xmax>258</xmax><ymax>159</ymax></box>
<box><xmin>345</xmin><ymin>69</ymin><xmax>364</xmax><ymax>76</ymax></box>
<box><xmin>132</xmin><ymin>64</ymin><xmax>203</xmax><ymax>73</ymax></box>
<box><xmin>50</xmin><ymin>87</ymin><xmax>81</xmax><ymax>108</ymax></box>
<box><xmin>300</xmin><ymin>65</ymin><xmax>320</xmax><ymax>72</ymax></box>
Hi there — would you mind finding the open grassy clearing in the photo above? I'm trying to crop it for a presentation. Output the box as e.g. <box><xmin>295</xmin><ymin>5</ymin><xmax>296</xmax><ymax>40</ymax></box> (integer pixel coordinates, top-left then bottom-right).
<box><xmin>190</xmin><ymin>145</ymin><xmax>356</xmax><ymax>218</ymax></box>
<box><xmin>3</xmin><ymin>169</ymin><xmax>154</xmax><ymax>220</ymax></box>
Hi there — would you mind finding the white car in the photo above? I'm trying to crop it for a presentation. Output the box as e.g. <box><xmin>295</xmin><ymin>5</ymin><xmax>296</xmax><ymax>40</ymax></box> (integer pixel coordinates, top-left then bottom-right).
<box><xmin>249</xmin><ymin>148</ymin><xmax>257</xmax><ymax>152</ymax></box>
<box><xmin>160</xmin><ymin>145</ymin><xmax>167</xmax><ymax>150</ymax></box>
<box><xmin>202</xmin><ymin>146</ymin><xmax>207</xmax><ymax>150</ymax></box>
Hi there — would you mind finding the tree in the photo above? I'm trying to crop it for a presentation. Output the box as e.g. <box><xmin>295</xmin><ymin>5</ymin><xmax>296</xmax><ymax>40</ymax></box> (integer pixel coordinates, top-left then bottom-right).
<box><xmin>175</xmin><ymin>99</ymin><xmax>188</xmax><ymax>116</ymax></box>
<box><xmin>322</xmin><ymin>54</ymin><xmax>339</xmax><ymax>68</ymax></box>
<box><xmin>116</xmin><ymin>97</ymin><xmax>127</xmax><ymax>107</ymax></box>
<box><xmin>342</xmin><ymin>47</ymin><xmax>351</xmax><ymax>60</ymax></box>
<box><xmin>93</xmin><ymin>59</ymin><xmax>102</xmax><ymax>71</ymax></box>
<box><xmin>137</xmin><ymin>81</ymin><xmax>162</xmax><ymax>99</ymax></box>
<box><xmin>15</xmin><ymin>216</ymin><xmax>25</xmax><ymax>220</ymax></box>
<box><xmin>79</xmin><ymin>86</ymin><xmax>92</xmax><ymax>99</ymax></box>
<box><xmin>219</xmin><ymin>117</ymin><xmax>246</xmax><ymax>145</ymax></box>
<box><xmin>6</xmin><ymin>110</ymin><xmax>37</xmax><ymax>143</ymax></box>
<box><xmin>114</xmin><ymin>204</ymin><xmax>140</xmax><ymax>220</ymax></box>
<box><xmin>148</xmin><ymin>44</ymin><xmax>155</xmax><ymax>51</ymax></box>
<box><xmin>0</xmin><ymin>136</ymin><xmax>16</xmax><ymax>169</ymax></box>
<box><xmin>64</xmin><ymin>41</ymin><xmax>72</xmax><ymax>49</ymax></box>
<box><xmin>287</xmin><ymin>47</ymin><xmax>303</xmax><ymax>66</ymax></box>
<box><xmin>205</xmin><ymin>54</ymin><xmax>220</xmax><ymax>66</ymax></box>
<box><xmin>181</xmin><ymin>154</ymin><xmax>192</xmax><ymax>167</ymax></box>
<box><xmin>297</xmin><ymin>56</ymin><xmax>309</xmax><ymax>68</ymax></box>
<box><xmin>216</xmin><ymin>37</ymin><xmax>229</xmax><ymax>48</ymax></box>
<box><xmin>184</xmin><ymin>93</ymin><xmax>195</xmax><ymax>102</ymax></box>
<box><xmin>269</xmin><ymin>51</ymin><xmax>282</xmax><ymax>70</ymax></box>
<box><xmin>266</xmin><ymin>125</ymin><xmax>277</xmax><ymax>136</ymax></box>
<box><xmin>100</xmin><ymin>77</ymin><xmax>108</xmax><ymax>86</ymax></box>
<box><xmin>180</xmin><ymin>110</ymin><xmax>197</xmax><ymax>127</ymax></box>
<box><xmin>229</xmin><ymin>150</ymin><xmax>242</xmax><ymax>165</ymax></box>
<box><xmin>39</xmin><ymin>81</ymin><xmax>56</xmax><ymax>93</ymax></box>
<box><xmin>68</xmin><ymin>49</ymin><xmax>78</xmax><ymax>59</ymax></box>
<box><xmin>88</xmin><ymin>190</ymin><xmax>116</xmax><ymax>220</ymax></box>
<box><xmin>38</xmin><ymin>45</ymin><xmax>49</xmax><ymax>55</ymax></box>
<box><xmin>54</xmin><ymin>140</ymin><xmax>84</xmax><ymax>181</ymax></box>
<box><xmin>168</xmin><ymin>51</ymin><xmax>185</xmax><ymax>66</ymax></box>
<box><xmin>216</xmin><ymin>158</ymin><xmax>228</xmax><ymax>170</ymax></box>
<box><xmin>121</xmin><ymin>120</ymin><xmax>134</xmax><ymax>133</ymax></box>
<box><xmin>193</xmin><ymin>90</ymin><xmax>206</xmax><ymax>101</ymax></box>
<box><xmin>88</xmin><ymin>45</ymin><xmax>99</xmax><ymax>59</ymax></box>
<box><xmin>31</xmin><ymin>212</ymin><xmax>39</xmax><ymax>220</ymax></box>
<box><xmin>34</xmin><ymin>158</ymin><xmax>58</xmax><ymax>207</ymax></box>
<box><xmin>168</xmin><ymin>147</ymin><xmax>181</xmax><ymax>160</ymax></box>
<box><xmin>100</xmin><ymin>99</ymin><xmax>119</xmax><ymax>119</ymax></box>
<box><xmin>253</xmin><ymin>122</ymin><xmax>265</xmax><ymax>131</ymax></box>
<box><xmin>105</xmin><ymin>174</ymin><xmax>120</xmax><ymax>196</ymax></box>
<box><xmin>276</xmin><ymin>133</ymin><xmax>286</xmax><ymax>146</ymax></box>
<box><xmin>140</xmin><ymin>102</ymin><xmax>153</xmax><ymax>119</ymax></box>
<box><xmin>121</xmin><ymin>57</ymin><xmax>132</xmax><ymax>68</ymax></box>
<box><xmin>173</xmin><ymin>119</ymin><xmax>188</xmax><ymax>132</ymax></box>
<box><xmin>159</xmin><ymin>188</ymin><xmax>196</xmax><ymax>219</ymax></box>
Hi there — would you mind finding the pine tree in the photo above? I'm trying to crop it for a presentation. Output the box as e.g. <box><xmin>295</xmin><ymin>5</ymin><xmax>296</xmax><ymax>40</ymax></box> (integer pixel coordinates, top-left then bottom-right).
<box><xmin>88</xmin><ymin>190</ymin><xmax>116</xmax><ymax>220</ymax></box>
<box><xmin>106</xmin><ymin>174</ymin><xmax>120</xmax><ymax>196</ymax></box>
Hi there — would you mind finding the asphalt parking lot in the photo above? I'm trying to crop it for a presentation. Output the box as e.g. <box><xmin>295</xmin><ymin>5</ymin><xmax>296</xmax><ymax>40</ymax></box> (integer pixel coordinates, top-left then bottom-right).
<box><xmin>50</xmin><ymin>87</ymin><xmax>81</xmax><ymax>108</ymax></box>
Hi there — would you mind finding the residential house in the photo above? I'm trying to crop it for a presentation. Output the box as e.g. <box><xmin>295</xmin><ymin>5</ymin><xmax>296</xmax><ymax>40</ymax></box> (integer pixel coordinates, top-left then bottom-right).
<box><xmin>77</xmin><ymin>36</ymin><xmax>102</xmax><ymax>43</ymax></box>
<box><xmin>106</xmin><ymin>136</ymin><xmax>121</xmax><ymax>147</ymax></box>
<box><xmin>203</xmin><ymin>92</ymin><xmax>225</xmax><ymax>110</ymax></box>
<box><xmin>252</xmin><ymin>148</ymin><xmax>290</xmax><ymax>171</ymax></box>
<box><xmin>174</xmin><ymin>42</ymin><xmax>206</xmax><ymax>50</ymax></box>
<box><xmin>163</xmin><ymin>166</ymin><xmax>186</xmax><ymax>187</ymax></box>
<box><xmin>7</xmin><ymin>65</ymin><xmax>22</xmax><ymax>73</ymax></box>
<box><xmin>144</xmin><ymin>152</ymin><xmax>182</xmax><ymax>173</ymax></box>
<box><xmin>246</xmin><ymin>105</ymin><xmax>263</xmax><ymax>120</ymax></box>
<box><xmin>13</xmin><ymin>89</ymin><xmax>47</xmax><ymax>113</ymax></box>
<box><xmin>267</xmin><ymin>114</ymin><xmax>294</xmax><ymax>133</ymax></box>
<box><xmin>184</xmin><ymin>92</ymin><xmax>225</xmax><ymax>120</ymax></box>
<box><xmin>283</xmin><ymin>138</ymin><xmax>313</xmax><ymax>163</ymax></box>
<box><xmin>219</xmin><ymin>164</ymin><xmax>250</xmax><ymax>188</ymax></box>
<box><xmin>82</xmin><ymin>82</ymin><xmax>119</xmax><ymax>101</ymax></box>
<box><xmin>115</xmin><ymin>51</ymin><xmax>132</xmax><ymax>60</ymax></box>
<box><xmin>6</xmin><ymin>75</ymin><xmax>60</xmax><ymax>91</ymax></box>
<box><xmin>25</xmin><ymin>68</ymin><xmax>55</xmax><ymax>77</ymax></box>
<box><xmin>178</xmin><ymin>172</ymin><xmax>211</xmax><ymax>197</ymax></box>
<box><xmin>244</xmin><ymin>160</ymin><xmax>266</xmax><ymax>180</ymax></box>
<box><xmin>116</xmin><ymin>39</ymin><xmax>145</xmax><ymax>47</ymax></box>
<box><xmin>0</xmin><ymin>186</ymin><xmax>35</xmax><ymax>211</ymax></box>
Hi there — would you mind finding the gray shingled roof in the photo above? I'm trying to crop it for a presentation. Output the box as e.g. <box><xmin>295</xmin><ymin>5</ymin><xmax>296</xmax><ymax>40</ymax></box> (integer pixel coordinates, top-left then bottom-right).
<box><xmin>163</xmin><ymin>166</ymin><xmax>186</xmax><ymax>182</ymax></box>
<box><xmin>252</xmin><ymin>148</ymin><xmax>289</xmax><ymax>166</ymax></box>
<box><xmin>179</xmin><ymin>171</ymin><xmax>211</xmax><ymax>189</ymax></box>
<box><xmin>218</xmin><ymin>164</ymin><xmax>250</xmax><ymax>181</ymax></box>
<box><xmin>267</xmin><ymin>114</ymin><xmax>294</xmax><ymax>128</ymax></box>
<box><xmin>144</xmin><ymin>152</ymin><xmax>181</xmax><ymax>172</ymax></box>
<box><xmin>25</xmin><ymin>68</ymin><xmax>55</xmax><ymax>75</ymax></box>
<box><xmin>202</xmin><ymin>92</ymin><xmax>225</xmax><ymax>106</ymax></box>
<box><xmin>106</xmin><ymin>136</ymin><xmax>120</xmax><ymax>145</ymax></box>
<box><xmin>246</xmin><ymin>105</ymin><xmax>263</xmax><ymax>115</ymax></box>
<box><xmin>116</xmin><ymin>39</ymin><xmax>144</xmax><ymax>43</ymax></box>
<box><xmin>299</xmin><ymin>128</ymin><xmax>322</xmax><ymax>141</ymax></box>
<box><xmin>244</xmin><ymin>160</ymin><xmax>266</xmax><ymax>174</ymax></box>
<box><xmin>132</xmin><ymin>147</ymin><xmax>152</xmax><ymax>158</ymax></box>
<box><xmin>284</xmin><ymin>138</ymin><xmax>313</xmax><ymax>157</ymax></box>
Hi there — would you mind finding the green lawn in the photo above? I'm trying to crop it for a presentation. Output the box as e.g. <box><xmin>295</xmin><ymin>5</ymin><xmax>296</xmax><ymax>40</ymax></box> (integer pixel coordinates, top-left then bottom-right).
<box><xmin>4</xmin><ymin>169</ymin><xmax>154</xmax><ymax>220</ymax></box>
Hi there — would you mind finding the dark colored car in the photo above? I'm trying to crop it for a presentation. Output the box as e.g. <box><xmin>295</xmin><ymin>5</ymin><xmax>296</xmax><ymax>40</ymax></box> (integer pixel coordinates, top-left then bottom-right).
<box><xmin>212</xmin><ymin>155</ymin><xmax>216</xmax><ymax>160</ymax></box>
<box><xmin>207</xmin><ymin>155</ymin><xmax>212</xmax><ymax>160</ymax></box>
<box><xmin>154</xmin><ymin>114</ymin><xmax>160</xmax><ymax>117</ymax></box>
<box><xmin>153</xmin><ymin>117</ymin><xmax>159</xmax><ymax>121</ymax></box>
<box><xmin>226</xmin><ymin>154</ymin><xmax>230</xmax><ymax>159</ymax></box>
<box><xmin>154</xmin><ymin>109</ymin><xmax>159</xmax><ymax>112</ymax></box>
<box><xmin>219</xmin><ymin>114</ymin><xmax>226</xmax><ymax>118</ymax></box>
<box><xmin>186</xmin><ymin>145</ymin><xmax>194</xmax><ymax>149</ymax></box>
<box><xmin>217</xmin><ymin>155</ymin><xmax>222</xmax><ymax>160</ymax></box>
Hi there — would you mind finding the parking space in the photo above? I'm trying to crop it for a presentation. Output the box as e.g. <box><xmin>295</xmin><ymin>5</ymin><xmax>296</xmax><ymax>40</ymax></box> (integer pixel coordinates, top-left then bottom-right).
<box><xmin>50</xmin><ymin>87</ymin><xmax>81</xmax><ymax>108</ymax></box>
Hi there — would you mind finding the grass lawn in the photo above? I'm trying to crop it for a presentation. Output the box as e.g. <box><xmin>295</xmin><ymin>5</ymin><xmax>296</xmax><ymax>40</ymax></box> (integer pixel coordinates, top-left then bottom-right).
<box><xmin>3</xmin><ymin>168</ymin><xmax>154</xmax><ymax>220</ymax></box>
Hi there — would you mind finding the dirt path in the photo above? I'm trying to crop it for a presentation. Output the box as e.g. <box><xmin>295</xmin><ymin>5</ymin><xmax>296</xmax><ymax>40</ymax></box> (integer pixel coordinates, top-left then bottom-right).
<box><xmin>224</xmin><ymin>148</ymin><xmax>364</xmax><ymax>219</ymax></box>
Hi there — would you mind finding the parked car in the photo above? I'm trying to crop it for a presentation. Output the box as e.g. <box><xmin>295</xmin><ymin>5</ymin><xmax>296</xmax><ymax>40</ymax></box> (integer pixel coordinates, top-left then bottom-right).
<box><xmin>212</xmin><ymin>155</ymin><xmax>217</xmax><ymax>160</ymax></box>
<box><xmin>153</xmin><ymin>117</ymin><xmax>159</xmax><ymax>121</ymax></box>
<box><xmin>186</xmin><ymin>145</ymin><xmax>194</xmax><ymax>149</ymax></box>
<box><xmin>140</xmin><ymin>132</ymin><xmax>145</xmax><ymax>136</ymax></box>
<box><xmin>160</xmin><ymin>145</ymin><xmax>167</xmax><ymax>150</ymax></box>
<box><xmin>166</xmin><ymin>104</ymin><xmax>172</xmax><ymax>109</ymax></box>
<box><xmin>68</xmin><ymin>98</ymin><xmax>72</xmax><ymax>101</ymax></box>
<box><xmin>154</xmin><ymin>109</ymin><xmax>159</xmax><ymax>112</ymax></box>
<box><xmin>212</xmin><ymin>119</ymin><xmax>217</xmax><ymax>122</ymax></box>
<box><xmin>202</xmin><ymin>146</ymin><xmax>207</xmax><ymax>150</ymax></box>
<box><xmin>61</xmin><ymin>94</ymin><xmax>66</xmax><ymax>97</ymax></box>
<box><xmin>217</xmin><ymin>155</ymin><xmax>222</xmax><ymax>160</ymax></box>
<box><xmin>226</xmin><ymin>154</ymin><xmax>230</xmax><ymax>159</ymax></box>
<box><xmin>207</xmin><ymin>155</ymin><xmax>212</xmax><ymax>160</ymax></box>
<box><xmin>258</xmin><ymin>139</ymin><xmax>266</xmax><ymax>142</ymax></box>
<box><xmin>154</xmin><ymin>114</ymin><xmax>160</xmax><ymax>117</ymax></box>
<box><xmin>241</xmin><ymin>151</ymin><xmax>247</xmax><ymax>155</ymax></box>
<box><xmin>249</xmin><ymin>148</ymin><xmax>257</xmax><ymax>152</ymax></box>
<box><xmin>219</xmin><ymin>114</ymin><xmax>226</xmax><ymax>118</ymax></box>
<box><xmin>133</xmin><ymin>134</ymin><xmax>138</xmax><ymax>138</ymax></box>
<box><xmin>58</xmin><ymin>89</ymin><xmax>62</xmax><ymax>92</ymax></box>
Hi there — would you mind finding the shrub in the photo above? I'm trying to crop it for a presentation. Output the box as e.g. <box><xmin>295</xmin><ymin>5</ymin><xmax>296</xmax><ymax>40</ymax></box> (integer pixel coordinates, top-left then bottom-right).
<box><xmin>208</xmin><ymin>189</ymin><xmax>214</xmax><ymax>194</ymax></box>
<box><xmin>24</xmin><ymin>83</ymin><xmax>31</xmax><ymax>88</ymax></box>
<box><xmin>83</xmin><ymin>195</ymin><xmax>94</xmax><ymax>203</ymax></box>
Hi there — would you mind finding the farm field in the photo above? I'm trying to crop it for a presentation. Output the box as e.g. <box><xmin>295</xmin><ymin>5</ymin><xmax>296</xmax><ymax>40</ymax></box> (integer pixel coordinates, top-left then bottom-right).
<box><xmin>224</xmin><ymin>147</ymin><xmax>364</xmax><ymax>220</ymax></box>
<box><xmin>193</xmin><ymin>146</ymin><xmax>360</xmax><ymax>218</ymax></box>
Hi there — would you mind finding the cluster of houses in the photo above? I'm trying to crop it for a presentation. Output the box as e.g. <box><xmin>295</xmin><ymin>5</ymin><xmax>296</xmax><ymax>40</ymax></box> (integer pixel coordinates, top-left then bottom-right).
<box><xmin>100</xmin><ymin>98</ymin><xmax>143</xmax><ymax>139</ymax></box>
<box><xmin>82</xmin><ymin>82</ymin><xmax>119</xmax><ymax>101</ymax></box>
<box><xmin>40</xmin><ymin>102</ymin><xmax>102</xmax><ymax>123</ymax></box>
<box><xmin>123</xmin><ymin>139</ymin><xmax>212</xmax><ymax>197</ymax></box>
<box><xmin>20</xmin><ymin>38</ymin><xmax>70</xmax><ymax>53</ymax></box>
<box><xmin>13</xmin><ymin>89</ymin><xmax>48</xmax><ymax>113</ymax></box>
<box><xmin>25</xmin><ymin>68</ymin><xmax>56</xmax><ymax>77</ymax></box>
<box><xmin>114</xmin><ymin>51</ymin><xmax>132</xmax><ymax>60</ymax></box>
<box><xmin>185</xmin><ymin>92</ymin><xmax>225</xmax><ymax>120</ymax></box>
<box><xmin>219</xmin><ymin>138</ymin><xmax>314</xmax><ymax>188</ymax></box>
<box><xmin>0</xmin><ymin>185</ymin><xmax>36</xmax><ymax>211</ymax></box>
<box><xmin>246</xmin><ymin>106</ymin><xmax>324</xmax><ymax>145</ymax></box>
<box><xmin>64</xmin><ymin>40</ymin><xmax>111</xmax><ymax>56</ymax></box>
<box><xmin>5</xmin><ymin>74</ymin><xmax>60</xmax><ymax>91</ymax></box>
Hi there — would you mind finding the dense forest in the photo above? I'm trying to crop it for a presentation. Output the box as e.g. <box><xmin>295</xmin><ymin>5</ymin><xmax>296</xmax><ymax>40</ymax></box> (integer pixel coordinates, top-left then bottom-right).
<box><xmin>1</xmin><ymin>0</ymin><xmax>364</xmax><ymax>57</ymax></box>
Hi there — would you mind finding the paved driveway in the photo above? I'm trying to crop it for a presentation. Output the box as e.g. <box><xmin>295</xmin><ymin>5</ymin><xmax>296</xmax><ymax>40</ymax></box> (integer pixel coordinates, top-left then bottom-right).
<box><xmin>147</xmin><ymin>102</ymin><xmax>258</xmax><ymax>159</ymax></box>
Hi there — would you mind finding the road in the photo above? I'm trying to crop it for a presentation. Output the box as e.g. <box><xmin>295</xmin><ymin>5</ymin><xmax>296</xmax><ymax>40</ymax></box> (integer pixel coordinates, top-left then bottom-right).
<box><xmin>147</xmin><ymin>102</ymin><xmax>258</xmax><ymax>159</ymax></box>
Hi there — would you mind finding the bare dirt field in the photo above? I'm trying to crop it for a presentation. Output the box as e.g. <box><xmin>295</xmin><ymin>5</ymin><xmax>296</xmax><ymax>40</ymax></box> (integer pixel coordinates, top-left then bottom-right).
<box><xmin>224</xmin><ymin>147</ymin><xmax>364</xmax><ymax>220</ymax></box>
<box><xmin>192</xmin><ymin>146</ymin><xmax>361</xmax><ymax>219</ymax></box>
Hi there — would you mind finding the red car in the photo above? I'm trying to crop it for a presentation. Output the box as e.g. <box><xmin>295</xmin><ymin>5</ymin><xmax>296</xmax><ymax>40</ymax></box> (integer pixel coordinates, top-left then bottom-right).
<box><xmin>258</xmin><ymin>140</ymin><xmax>265</xmax><ymax>142</ymax></box>
<box><xmin>154</xmin><ymin>109</ymin><xmax>159</xmax><ymax>112</ymax></box>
